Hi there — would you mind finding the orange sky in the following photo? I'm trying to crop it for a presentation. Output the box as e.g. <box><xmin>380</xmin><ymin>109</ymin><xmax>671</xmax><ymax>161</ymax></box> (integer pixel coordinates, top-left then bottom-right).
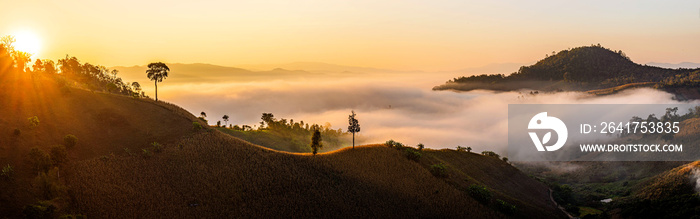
<box><xmin>1</xmin><ymin>0</ymin><xmax>699</xmax><ymax>71</ymax></box>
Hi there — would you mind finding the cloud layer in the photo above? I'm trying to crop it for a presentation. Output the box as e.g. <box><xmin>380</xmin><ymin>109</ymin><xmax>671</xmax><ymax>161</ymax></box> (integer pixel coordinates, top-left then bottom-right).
<box><xmin>152</xmin><ymin>72</ymin><xmax>695</xmax><ymax>154</ymax></box>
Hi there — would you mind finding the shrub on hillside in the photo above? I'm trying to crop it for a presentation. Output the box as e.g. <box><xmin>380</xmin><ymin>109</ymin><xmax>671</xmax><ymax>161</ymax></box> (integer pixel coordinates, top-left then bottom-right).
<box><xmin>13</xmin><ymin>128</ymin><xmax>20</xmax><ymax>136</ymax></box>
<box><xmin>64</xmin><ymin>135</ymin><xmax>78</xmax><ymax>149</ymax></box>
<box><xmin>58</xmin><ymin>214</ymin><xmax>87</xmax><ymax>219</ymax></box>
<box><xmin>430</xmin><ymin>163</ymin><xmax>448</xmax><ymax>178</ymax></box>
<box><xmin>28</xmin><ymin>116</ymin><xmax>40</xmax><ymax>129</ymax></box>
<box><xmin>23</xmin><ymin>201</ymin><xmax>56</xmax><ymax>219</ymax></box>
<box><xmin>1</xmin><ymin>164</ymin><xmax>13</xmax><ymax>179</ymax></box>
<box><xmin>417</xmin><ymin>143</ymin><xmax>424</xmax><ymax>151</ymax></box>
<box><xmin>28</xmin><ymin>147</ymin><xmax>52</xmax><ymax>173</ymax></box>
<box><xmin>193</xmin><ymin>122</ymin><xmax>203</xmax><ymax>131</ymax></box>
<box><xmin>151</xmin><ymin>142</ymin><xmax>163</xmax><ymax>153</ymax></box>
<box><xmin>142</xmin><ymin>149</ymin><xmax>152</xmax><ymax>158</ymax></box>
<box><xmin>59</xmin><ymin>214</ymin><xmax>86</xmax><ymax>219</ymax></box>
<box><xmin>404</xmin><ymin>148</ymin><xmax>422</xmax><ymax>162</ymax></box>
<box><xmin>468</xmin><ymin>184</ymin><xmax>492</xmax><ymax>204</ymax></box>
<box><xmin>481</xmin><ymin>151</ymin><xmax>500</xmax><ymax>159</ymax></box>
<box><xmin>34</xmin><ymin>168</ymin><xmax>66</xmax><ymax>200</ymax></box>
<box><xmin>197</xmin><ymin>117</ymin><xmax>208</xmax><ymax>124</ymax></box>
<box><xmin>495</xmin><ymin>199</ymin><xmax>516</xmax><ymax>215</ymax></box>
<box><xmin>50</xmin><ymin>145</ymin><xmax>67</xmax><ymax>166</ymax></box>
<box><xmin>456</xmin><ymin>146</ymin><xmax>467</xmax><ymax>152</ymax></box>
<box><xmin>385</xmin><ymin>139</ymin><xmax>404</xmax><ymax>149</ymax></box>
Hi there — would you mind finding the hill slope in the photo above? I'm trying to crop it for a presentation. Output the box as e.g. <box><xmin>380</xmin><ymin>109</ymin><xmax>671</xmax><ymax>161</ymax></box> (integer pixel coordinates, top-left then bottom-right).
<box><xmin>66</xmin><ymin>133</ymin><xmax>564</xmax><ymax>218</ymax></box>
<box><xmin>0</xmin><ymin>69</ymin><xmax>199</xmax><ymax>215</ymax></box>
<box><xmin>613</xmin><ymin>161</ymin><xmax>700</xmax><ymax>218</ymax></box>
<box><xmin>0</xmin><ymin>68</ymin><xmax>564</xmax><ymax>218</ymax></box>
<box><xmin>434</xmin><ymin>45</ymin><xmax>700</xmax><ymax>98</ymax></box>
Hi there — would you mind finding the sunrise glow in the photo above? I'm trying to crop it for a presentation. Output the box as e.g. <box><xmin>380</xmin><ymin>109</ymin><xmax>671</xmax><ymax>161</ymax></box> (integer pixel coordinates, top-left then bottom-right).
<box><xmin>12</xmin><ymin>30</ymin><xmax>41</xmax><ymax>57</ymax></box>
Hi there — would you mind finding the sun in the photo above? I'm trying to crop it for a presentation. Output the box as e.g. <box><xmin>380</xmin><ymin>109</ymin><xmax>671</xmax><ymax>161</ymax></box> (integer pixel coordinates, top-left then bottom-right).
<box><xmin>12</xmin><ymin>30</ymin><xmax>42</xmax><ymax>57</ymax></box>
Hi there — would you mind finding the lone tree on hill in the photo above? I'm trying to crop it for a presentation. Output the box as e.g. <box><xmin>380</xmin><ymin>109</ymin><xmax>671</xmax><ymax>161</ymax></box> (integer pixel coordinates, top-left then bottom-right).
<box><xmin>200</xmin><ymin>112</ymin><xmax>207</xmax><ymax>118</ymax></box>
<box><xmin>146</xmin><ymin>62</ymin><xmax>169</xmax><ymax>101</ymax></box>
<box><xmin>311</xmin><ymin>129</ymin><xmax>323</xmax><ymax>156</ymax></box>
<box><xmin>222</xmin><ymin>115</ymin><xmax>229</xmax><ymax>126</ymax></box>
<box><xmin>348</xmin><ymin>110</ymin><xmax>360</xmax><ymax>149</ymax></box>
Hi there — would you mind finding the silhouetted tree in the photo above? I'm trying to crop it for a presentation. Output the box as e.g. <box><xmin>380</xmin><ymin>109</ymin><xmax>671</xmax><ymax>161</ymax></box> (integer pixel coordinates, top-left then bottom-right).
<box><xmin>311</xmin><ymin>129</ymin><xmax>322</xmax><ymax>156</ymax></box>
<box><xmin>348</xmin><ymin>110</ymin><xmax>360</xmax><ymax>149</ymax></box>
<box><xmin>42</xmin><ymin>59</ymin><xmax>56</xmax><ymax>75</ymax></box>
<box><xmin>417</xmin><ymin>143</ymin><xmax>425</xmax><ymax>151</ymax></box>
<box><xmin>131</xmin><ymin>82</ymin><xmax>141</xmax><ymax>94</ymax></box>
<box><xmin>50</xmin><ymin>145</ymin><xmax>67</xmax><ymax>178</ymax></box>
<box><xmin>481</xmin><ymin>151</ymin><xmax>500</xmax><ymax>159</ymax></box>
<box><xmin>28</xmin><ymin>147</ymin><xmax>51</xmax><ymax>174</ymax></box>
<box><xmin>64</xmin><ymin>135</ymin><xmax>78</xmax><ymax>149</ymax></box>
<box><xmin>0</xmin><ymin>36</ymin><xmax>31</xmax><ymax>71</ymax></box>
<box><xmin>200</xmin><ymin>112</ymin><xmax>207</xmax><ymax>118</ymax></box>
<box><xmin>146</xmin><ymin>62</ymin><xmax>169</xmax><ymax>101</ymax></box>
<box><xmin>32</xmin><ymin>59</ymin><xmax>43</xmax><ymax>73</ymax></box>
<box><xmin>58</xmin><ymin>55</ymin><xmax>81</xmax><ymax>78</ymax></box>
<box><xmin>457</xmin><ymin>146</ymin><xmax>466</xmax><ymax>152</ymax></box>
<box><xmin>261</xmin><ymin>113</ymin><xmax>274</xmax><ymax>129</ymax></box>
<box><xmin>467</xmin><ymin>146</ymin><xmax>472</xmax><ymax>153</ymax></box>
<box><xmin>222</xmin><ymin>115</ymin><xmax>229</xmax><ymax>126</ymax></box>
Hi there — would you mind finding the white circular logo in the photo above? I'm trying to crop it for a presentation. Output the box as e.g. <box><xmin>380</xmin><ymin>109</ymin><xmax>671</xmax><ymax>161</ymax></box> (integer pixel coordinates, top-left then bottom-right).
<box><xmin>528</xmin><ymin>112</ymin><xmax>568</xmax><ymax>151</ymax></box>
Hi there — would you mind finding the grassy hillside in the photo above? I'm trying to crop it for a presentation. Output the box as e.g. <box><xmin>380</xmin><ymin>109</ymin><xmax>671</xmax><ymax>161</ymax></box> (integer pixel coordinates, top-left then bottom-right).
<box><xmin>213</xmin><ymin>117</ymin><xmax>351</xmax><ymax>153</ymax></box>
<box><xmin>65</xmin><ymin>132</ymin><xmax>564</xmax><ymax>218</ymax></box>
<box><xmin>0</xmin><ymin>68</ymin><xmax>200</xmax><ymax>216</ymax></box>
<box><xmin>434</xmin><ymin>45</ymin><xmax>700</xmax><ymax>98</ymax></box>
<box><xmin>613</xmin><ymin>161</ymin><xmax>700</xmax><ymax>218</ymax></box>
<box><xmin>0</xmin><ymin>57</ymin><xmax>564</xmax><ymax>218</ymax></box>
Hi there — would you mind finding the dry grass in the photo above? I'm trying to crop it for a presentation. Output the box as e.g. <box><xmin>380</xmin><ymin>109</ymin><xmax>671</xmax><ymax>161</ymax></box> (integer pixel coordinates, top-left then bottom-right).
<box><xmin>65</xmin><ymin>132</ymin><xmax>506</xmax><ymax>218</ymax></box>
<box><xmin>586</xmin><ymin>82</ymin><xmax>657</xmax><ymax>96</ymax></box>
<box><xmin>1</xmin><ymin>69</ymin><xmax>563</xmax><ymax>218</ymax></box>
<box><xmin>0</xmin><ymin>70</ymin><xmax>197</xmax><ymax>216</ymax></box>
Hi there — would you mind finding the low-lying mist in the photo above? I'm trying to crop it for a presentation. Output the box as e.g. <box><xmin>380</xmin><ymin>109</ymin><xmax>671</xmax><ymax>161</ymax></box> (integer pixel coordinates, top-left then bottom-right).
<box><xmin>125</xmin><ymin>69</ymin><xmax>694</xmax><ymax>154</ymax></box>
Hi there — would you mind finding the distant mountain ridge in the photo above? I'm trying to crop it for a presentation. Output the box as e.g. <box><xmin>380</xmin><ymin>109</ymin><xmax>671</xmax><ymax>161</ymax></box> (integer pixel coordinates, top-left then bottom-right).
<box><xmin>646</xmin><ymin>62</ymin><xmax>700</xmax><ymax>69</ymax></box>
<box><xmin>112</xmin><ymin>63</ymin><xmax>319</xmax><ymax>85</ymax></box>
<box><xmin>236</xmin><ymin>61</ymin><xmax>400</xmax><ymax>73</ymax></box>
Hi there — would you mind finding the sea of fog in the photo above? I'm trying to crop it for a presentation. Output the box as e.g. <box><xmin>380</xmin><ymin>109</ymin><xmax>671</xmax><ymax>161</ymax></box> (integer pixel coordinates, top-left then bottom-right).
<box><xmin>145</xmin><ymin>72</ymin><xmax>696</xmax><ymax>154</ymax></box>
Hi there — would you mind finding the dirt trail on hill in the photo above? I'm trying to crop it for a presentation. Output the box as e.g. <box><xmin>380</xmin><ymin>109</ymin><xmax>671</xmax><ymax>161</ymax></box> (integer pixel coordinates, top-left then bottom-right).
<box><xmin>549</xmin><ymin>188</ymin><xmax>575</xmax><ymax>219</ymax></box>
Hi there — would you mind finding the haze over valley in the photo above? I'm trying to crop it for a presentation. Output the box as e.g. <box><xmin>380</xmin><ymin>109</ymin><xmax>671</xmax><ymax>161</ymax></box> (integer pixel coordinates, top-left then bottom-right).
<box><xmin>115</xmin><ymin>61</ymin><xmax>698</xmax><ymax>153</ymax></box>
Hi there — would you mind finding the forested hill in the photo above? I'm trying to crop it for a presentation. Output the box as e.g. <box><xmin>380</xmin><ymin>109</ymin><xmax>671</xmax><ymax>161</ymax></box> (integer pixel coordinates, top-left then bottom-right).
<box><xmin>434</xmin><ymin>45</ymin><xmax>700</xmax><ymax>95</ymax></box>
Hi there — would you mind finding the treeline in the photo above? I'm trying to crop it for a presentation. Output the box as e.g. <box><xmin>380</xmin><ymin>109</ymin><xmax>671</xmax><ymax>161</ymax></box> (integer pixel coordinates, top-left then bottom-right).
<box><xmin>620</xmin><ymin>106</ymin><xmax>700</xmax><ymax>139</ymax></box>
<box><xmin>442</xmin><ymin>45</ymin><xmax>700</xmax><ymax>90</ymax></box>
<box><xmin>1</xmin><ymin>36</ymin><xmax>143</xmax><ymax>98</ymax></box>
<box><xmin>214</xmin><ymin>113</ymin><xmax>350</xmax><ymax>152</ymax></box>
